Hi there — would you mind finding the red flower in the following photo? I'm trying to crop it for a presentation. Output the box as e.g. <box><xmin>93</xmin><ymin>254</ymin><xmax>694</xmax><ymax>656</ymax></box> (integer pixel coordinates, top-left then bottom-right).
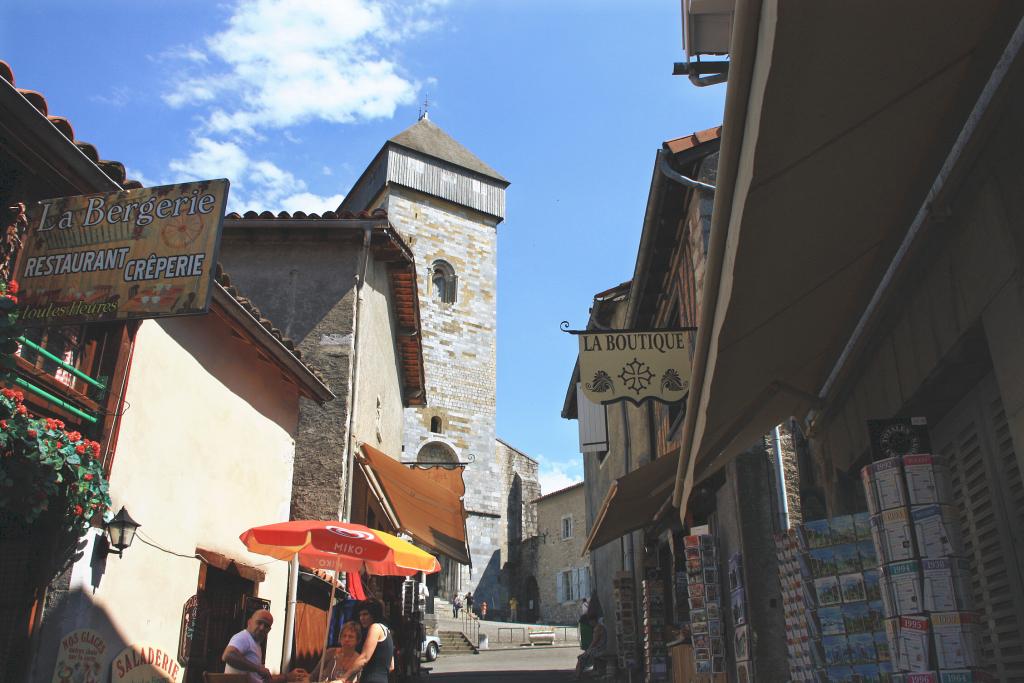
<box><xmin>1</xmin><ymin>388</ymin><xmax>13</xmax><ymax>399</ymax></box>
<box><xmin>16</xmin><ymin>404</ymin><xmax>27</xmax><ymax>415</ymax></box>
<box><xmin>90</xmin><ymin>442</ymin><xmax>101</xmax><ymax>456</ymax></box>
<box><xmin>5</xmin><ymin>295</ymin><xmax>16</xmax><ymax>304</ymax></box>
<box><xmin>13</xmin><ymin>391</ymin><xmax>23</xmax><ymax>402</ymax></box>
<box><xmin>75</xmin><ymin>444</ymin><xmax>86</xmax><ymax>455</ymax></box>
<box><xmin>55</xmin><ymin>441</ymin><xmax>63</xmax><ymax>449</ymax></box>
<box><xmin>26</xmin><ymin>429</ymin><xmax>36</xmax><ymax>438</ymax></box>
<box><xmin>73</xmin><ymin>504</ymin><xmax>83</xmax><ymax>516</ymax></box>
<box><xmin>67</xmin><ymin>431</ymin><xmax>82</xmax><ymax>442</ymax></box>
<box><xmin>6</xmin><ymin>280</ymin><xmax>18</xmax><ymax>294</ymax></box>
<box><xmin>0</xmin><ymin>420</ymin><xmax>6</xmax><ymax>430</ymax></box>
<box><xmin>54</xmin><ymin>419</ymin><xmax>64</xmax><ymax>430</ymax></box>
<box><xmin>83</xmin><ymin>473</ymin><xmax>93</xmax><ymax>481</ymax></box>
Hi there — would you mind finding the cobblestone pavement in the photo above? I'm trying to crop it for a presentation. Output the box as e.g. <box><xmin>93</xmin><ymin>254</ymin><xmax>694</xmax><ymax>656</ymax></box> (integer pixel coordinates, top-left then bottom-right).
<box><xmin>422</xmin><ymin>645</ymin><xmax>579</xmax><ymax>682</ymax></box>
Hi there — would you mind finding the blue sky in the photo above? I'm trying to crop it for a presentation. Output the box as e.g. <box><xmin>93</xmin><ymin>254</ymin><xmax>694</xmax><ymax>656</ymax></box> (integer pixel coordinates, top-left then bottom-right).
<box><xmin>2</xmin><ymin>0</ymin><xmax>725</xmax><ymax>493</ymax></box>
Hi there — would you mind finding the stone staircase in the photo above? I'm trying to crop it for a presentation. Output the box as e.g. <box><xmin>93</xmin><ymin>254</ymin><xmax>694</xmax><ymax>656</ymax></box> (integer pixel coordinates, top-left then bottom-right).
<box><xmin>438</xmin><ymin>630</ymin><xmax>478</xmax><ymax>655</ymax></box>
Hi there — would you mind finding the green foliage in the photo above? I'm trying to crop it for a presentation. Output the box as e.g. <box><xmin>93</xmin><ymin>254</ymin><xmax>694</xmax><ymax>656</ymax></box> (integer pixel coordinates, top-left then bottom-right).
<box><xmin>0</xmin><ymin>279</ymin><xmax>111</xmax><ymax>530</ymax></box>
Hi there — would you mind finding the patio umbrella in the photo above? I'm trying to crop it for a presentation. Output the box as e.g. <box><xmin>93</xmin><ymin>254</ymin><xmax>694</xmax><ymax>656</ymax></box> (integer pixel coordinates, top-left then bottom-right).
<box><xmin>239</xmin><ymin>520</ymin><xmax>441</xmax><ymax>576</ymax></box>
<box><xmin>240</xmin><ymin>520</ymin><xmax>440</xmax><ymax>675</ymax></box>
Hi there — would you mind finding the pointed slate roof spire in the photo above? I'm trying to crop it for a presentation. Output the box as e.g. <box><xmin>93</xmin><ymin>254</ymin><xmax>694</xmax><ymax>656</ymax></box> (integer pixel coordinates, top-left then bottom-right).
<box><xmin>389</xmin><ymin>118</ymin><xmax>508</xmax><ymax>184</ymax></box>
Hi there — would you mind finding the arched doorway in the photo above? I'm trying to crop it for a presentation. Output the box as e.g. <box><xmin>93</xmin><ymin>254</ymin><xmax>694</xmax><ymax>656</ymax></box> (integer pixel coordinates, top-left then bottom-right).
<box><xmin>507</xmin><ymin>474</ymin><xmax>523</xmax><ymax>546</ymax></box>
<box><xmin>523</xmin><ymin>576</ymin><xmax>540</xmax><ymax>623</ymax></box>
<box><xmin>416</xmin><ymin>440</ymin><xmax>458</xmax><ymax>465</ymax></box>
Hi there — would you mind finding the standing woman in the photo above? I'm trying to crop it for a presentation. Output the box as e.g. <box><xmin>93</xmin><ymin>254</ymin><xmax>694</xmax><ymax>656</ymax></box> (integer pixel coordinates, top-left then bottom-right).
<box><xmin>341</xmin><ymin>601</ymin><xmax>394</xmax><ymax>683</ymax></box>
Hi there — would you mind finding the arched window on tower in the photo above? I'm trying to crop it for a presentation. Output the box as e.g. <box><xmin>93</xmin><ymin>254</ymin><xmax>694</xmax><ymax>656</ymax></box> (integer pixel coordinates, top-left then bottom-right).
<box><xmin>430</xmin><ymin>416</ymin><xmax>443</xmax><ymax>434</ymax></box>
<box><xmin>430</xmin><ymin>260</ymin><xmax>457</xmax><ymax>304</ymax></box>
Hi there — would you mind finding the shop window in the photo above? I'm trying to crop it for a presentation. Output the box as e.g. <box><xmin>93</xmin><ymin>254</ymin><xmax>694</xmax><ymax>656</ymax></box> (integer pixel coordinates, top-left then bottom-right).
<box><xmin>430</xmin><ymin>260</ymin><xmax>457</xmax><ymax>305</ymax></box>
<box><xmin>561</xmin><ymin>515</ymin><xmax>573</xmax><ymax>540</ymax></box>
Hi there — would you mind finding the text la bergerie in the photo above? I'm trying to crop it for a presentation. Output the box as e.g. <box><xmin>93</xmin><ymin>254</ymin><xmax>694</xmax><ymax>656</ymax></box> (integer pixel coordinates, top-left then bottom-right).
<box><xmin>35</xmin><ymin>186</ymin><xmax>218</xmax><ymax>233</ymax></box>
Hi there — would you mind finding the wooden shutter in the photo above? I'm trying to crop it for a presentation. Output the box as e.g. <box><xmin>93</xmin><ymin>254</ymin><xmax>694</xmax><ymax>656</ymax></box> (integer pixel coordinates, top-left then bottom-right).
<box><xmin>556</xmin><ymin>572</ymin><xmax>566</xmax><ymax>603</ymax></box>
<box><xmin>576</xmin><ymin>384</ymin><xmax>609</xmax><ymax>454</ymax></box>
<box><xmin>933</xmin><ymin>373</ymin><xmax>1024</xmax><ymax>680</ymax></box>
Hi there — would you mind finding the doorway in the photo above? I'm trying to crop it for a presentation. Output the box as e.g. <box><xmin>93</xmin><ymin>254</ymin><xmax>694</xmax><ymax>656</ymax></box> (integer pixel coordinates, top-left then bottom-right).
<box><xmin>184</xmin><ymin>564</ymin><xmax>255</xmax><ymax>683</ymax></box>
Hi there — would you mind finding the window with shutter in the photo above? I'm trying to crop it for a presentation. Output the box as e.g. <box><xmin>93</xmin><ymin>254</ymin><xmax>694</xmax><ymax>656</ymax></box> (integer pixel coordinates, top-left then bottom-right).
<box><xmin>576</xmin><ymin>383</ymin><xmax>609</xmax><ymax>457</ymax></box>
<box><xmin>556</xmin><ymin>572</ymin><xmax>565</xmax><ymax>603</ymax></box>
<box><xmin>933</xmin><ymin>374</ymin><xmax>1024</xmax><ymax>680</ymax></box>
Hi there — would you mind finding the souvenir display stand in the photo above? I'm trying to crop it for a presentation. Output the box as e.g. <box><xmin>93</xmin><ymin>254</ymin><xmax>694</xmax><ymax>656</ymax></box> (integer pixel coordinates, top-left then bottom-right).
<box><xmin>862</xmin><ymin>437</ymin><xmax>985</xmax><ymax>680</ymax></box>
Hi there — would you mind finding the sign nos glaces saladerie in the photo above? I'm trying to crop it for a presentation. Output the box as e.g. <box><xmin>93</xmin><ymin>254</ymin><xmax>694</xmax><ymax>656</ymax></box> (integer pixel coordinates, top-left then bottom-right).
<box><xmin>18</xmin><ymin>179</ymin><xmax>229</xmax><ymax>327</ymax></box>
<box><xmin>577</xmin><ymin>329</ymin><xmax>693</xmax><ymax>406</ymax></box>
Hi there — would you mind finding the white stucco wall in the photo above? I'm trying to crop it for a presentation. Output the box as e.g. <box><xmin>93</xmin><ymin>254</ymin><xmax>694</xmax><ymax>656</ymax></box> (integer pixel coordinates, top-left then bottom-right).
<box><xmin>352</xmin><ymin>256</ymin><xmax>406</xmax><ymax>460</ymax></box>
<box><xmin>31</xmin><ymin>313</ymin><xmax>301</xmax><ymax>680</ymax></box>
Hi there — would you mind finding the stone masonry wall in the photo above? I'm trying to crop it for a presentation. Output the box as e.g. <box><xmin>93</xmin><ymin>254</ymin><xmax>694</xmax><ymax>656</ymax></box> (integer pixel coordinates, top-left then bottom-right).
<box><xmin>218</xmin><ymin>236</ymin><xmax>360</xmax><ymax>520</ymax></box>
<box><xmin>383</xmin><ymin>186</ymin><xmax>501</xmax><ymax>592</ymax></box>
<box><xmin>536</xmin><ymin>484</ymin><xmax>589</xmax><ymax>625</ymax></box>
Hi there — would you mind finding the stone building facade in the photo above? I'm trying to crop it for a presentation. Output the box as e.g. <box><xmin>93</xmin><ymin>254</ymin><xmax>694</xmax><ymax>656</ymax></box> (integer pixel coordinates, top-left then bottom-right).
<box><xmin>534</xmin><ymin>483</ymin><xmax>590</xmax><ymax>625</ymax></box>
<box><xmin>340</xmin><ymin>116</ymin><xmax>510</xmax><ymax>595</ymax></box>
<box><xmin>217</xmin><ymin>215</ymin><xmax>426</xmax><ymax>522</ymax></box>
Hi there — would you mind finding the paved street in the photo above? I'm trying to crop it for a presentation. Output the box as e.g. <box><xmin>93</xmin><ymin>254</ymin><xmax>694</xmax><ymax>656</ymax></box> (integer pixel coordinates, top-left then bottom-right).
<box><xmin>423</xmin><ymin>645</ymin><xmax>579</xmax><ymax>682</ymax></box>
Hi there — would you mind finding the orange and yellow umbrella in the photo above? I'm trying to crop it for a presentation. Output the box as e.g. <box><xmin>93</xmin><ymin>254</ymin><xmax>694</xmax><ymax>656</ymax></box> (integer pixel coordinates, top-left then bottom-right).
<box><xmin>239</xmin><ymin>520</ymin><xmax>440</xmax><ymax>576</ymax></box>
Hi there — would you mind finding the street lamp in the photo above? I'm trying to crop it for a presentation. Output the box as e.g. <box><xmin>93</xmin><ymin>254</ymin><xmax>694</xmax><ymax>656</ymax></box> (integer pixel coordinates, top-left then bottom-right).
<box><xmin>104</xmin><ymin>506</ymin><xmax>141</xmax><ymax>558</ymax></box>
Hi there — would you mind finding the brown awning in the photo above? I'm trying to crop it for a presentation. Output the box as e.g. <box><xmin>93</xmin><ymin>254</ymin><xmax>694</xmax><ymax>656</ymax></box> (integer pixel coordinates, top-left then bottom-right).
<box><xmin>583</xmin><ymin>451</ymin><xmax>678</xmax><ymax>554</ymax></box>
<box><xmin>673</xmin><ymin>0</ymin><xmax>1020</xmax><ymax>514</ymax></box>
<box><xmin>357</xmin><ymin>444</ymin><xmax>470</xmax><ymax>565</ymax></box>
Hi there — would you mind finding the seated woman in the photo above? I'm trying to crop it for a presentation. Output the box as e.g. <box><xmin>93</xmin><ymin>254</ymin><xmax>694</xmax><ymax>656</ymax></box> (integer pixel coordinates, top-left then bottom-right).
<box><xmin>339</xmin><ymin>601</ymin><xmax>394</xmax><ymax>683</ymax></box>
<box><xmin>310</xmin><ymin>622</ymin><xmax>361</xmax><ymax>682</ymax></box>
<box><xmin>573</xmin><ymin>616</ymin><xmax>607</xmax><ymax>680</ymax></box>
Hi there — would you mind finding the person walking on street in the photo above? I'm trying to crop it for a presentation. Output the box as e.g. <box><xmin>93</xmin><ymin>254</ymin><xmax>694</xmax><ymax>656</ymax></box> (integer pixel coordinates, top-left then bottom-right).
<box><xmin>573</xmin><ymin>616</ymin><xmax>607</xmax><ymax>680</ymax></box>
<box><xmin>465</xmin><ymin>592</ymin><xmax>474</xmax><ymax>618</ymax></box>
<box><xmin>452</xmin><ymin>593</ymin><xmax>463</xmax><ymax>618</ymax></box>
<box><xmin>481</xmin><ymin>601</ymin><xmax>488</xmax><ymax>620</ymax></box>
<box><xmin>509</xmin><ymin>597</ymin><xmax>518</xmax><ymax>622</ymax></box>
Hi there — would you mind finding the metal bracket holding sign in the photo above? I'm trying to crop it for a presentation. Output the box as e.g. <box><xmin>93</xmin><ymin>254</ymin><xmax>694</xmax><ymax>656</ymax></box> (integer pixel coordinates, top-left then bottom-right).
<box><xmin>562</xmin><ymin>321</ymin><xmax>696</xmax><ymax>407</ymax></box>
<box><xmin>17</xmin><ymin>179</ymin><xmax>229</xmax><ymax>328</ymax></box>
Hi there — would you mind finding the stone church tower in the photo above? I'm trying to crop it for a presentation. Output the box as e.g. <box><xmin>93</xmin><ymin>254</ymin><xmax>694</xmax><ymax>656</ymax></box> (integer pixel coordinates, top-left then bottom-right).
<box><xmin>340</xmin><ymin>116</ymin><xmax>509</xmax><ymax>595</ymax></box>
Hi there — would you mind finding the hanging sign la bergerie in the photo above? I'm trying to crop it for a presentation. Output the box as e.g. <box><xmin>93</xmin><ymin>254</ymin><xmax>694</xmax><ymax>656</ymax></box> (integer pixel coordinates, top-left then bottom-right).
<box><xmin>577</xmin><ymin>329</ymin><xmax>693</xmax><ymax>406</ymax></box>
<box><xmin>18</xmin><ymin>179</ymin><xmax>228</xmax><ymax>327</ymax></box>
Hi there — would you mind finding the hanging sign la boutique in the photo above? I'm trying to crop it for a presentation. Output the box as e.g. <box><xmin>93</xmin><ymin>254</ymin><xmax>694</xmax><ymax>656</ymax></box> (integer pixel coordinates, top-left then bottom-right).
<box><xmin>18</xmin><ymin>179</ymin><xmax>229</xmax><ymax>327</ymax></box>
<box><xmin>578</xmin><ymin>330</ymin><xmax>692</xmax><ymax>405</ymax></box>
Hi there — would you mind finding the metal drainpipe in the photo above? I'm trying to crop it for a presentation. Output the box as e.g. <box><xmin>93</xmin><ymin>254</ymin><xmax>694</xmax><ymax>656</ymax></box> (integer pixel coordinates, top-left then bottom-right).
<box><xmin>343</xmin><ymin>225</ymin><xmax>373</xmax><ymax>522</ymax></box>
<box><xmin>772</xmin><ymin>425</ymin><xmax>790</xmax><ymax>531</ymax></box>
<box><xmin>281</xmin><ymin>555</ymin><xmax>299</xmax><ymax>673</ymax></box>
<box><xmin>657</xmin><ymin>149</ymin><xmax>716</xmax><ymax>192</ymax></box>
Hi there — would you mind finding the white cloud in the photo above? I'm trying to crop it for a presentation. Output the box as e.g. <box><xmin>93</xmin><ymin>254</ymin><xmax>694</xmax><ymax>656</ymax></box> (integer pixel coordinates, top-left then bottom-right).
<box><xmin>276</xmin><ymin>192</ymin><xmax>346</xmax><ymax>214</ymax></box>
<box><xmin>167</xmin><ymin>137</ymin><xmax>344</xmax><ymax>213</ymax></box>
<box><xmin>169</xmin><ymin>137</ymin><xmax>250</xmax><ymax>183</ymax></box>
<box><xmin>536</xmin><ymin>455</ymin><xmax>583</xmax><ymax>496</ymax></box>
<box><xmin>161</xmin><ymin>0</ymin><xmax>445</xmax><ymax>133</ymax></box>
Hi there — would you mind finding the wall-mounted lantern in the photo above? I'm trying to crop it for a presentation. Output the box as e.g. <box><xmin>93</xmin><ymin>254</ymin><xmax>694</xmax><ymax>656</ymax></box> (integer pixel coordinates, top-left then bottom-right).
<box><xmin>104</xmin><ymin>506</ymin><xmax>141</xmax><ymax>558</ymax></box>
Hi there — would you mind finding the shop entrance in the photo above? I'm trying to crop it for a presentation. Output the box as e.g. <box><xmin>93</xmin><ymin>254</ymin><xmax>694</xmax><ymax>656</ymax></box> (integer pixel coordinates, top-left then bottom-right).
<box><xmin>523</xmin><ymin>576</ymin><xmax>540</xmax><ymax>623</ymax></box>
<box><xmin>933</xmin><ymin>372</ymin><xmax>1024</xmax><ymax>681</ymax></box>
<box><xmin>184</xmin><ymin>564</ymin><xmax>255</xmax><ymax>683</ymax></box>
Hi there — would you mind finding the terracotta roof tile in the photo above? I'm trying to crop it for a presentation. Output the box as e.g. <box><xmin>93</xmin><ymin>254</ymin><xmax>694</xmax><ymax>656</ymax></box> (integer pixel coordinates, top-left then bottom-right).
<box><xmin>663</xmin><ymin>126</ymin><xmax>723</xmax><ymax>155</ymax></box>
<box><xmin>0</xmin><ymin>60</ymin><xmax>145</xmax><ymax>189</ymax></box>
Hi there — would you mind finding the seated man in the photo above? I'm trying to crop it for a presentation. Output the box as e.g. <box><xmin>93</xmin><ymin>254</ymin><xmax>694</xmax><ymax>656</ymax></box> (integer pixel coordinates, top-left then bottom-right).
<box><xmin>222</xmin><ymin>609</ymin><xmax>307</xmax><ymax>682</ymax></box>
<box><xmin>573</xmin><ymin>616</ymin><xmax>607</xmax><ymax>680</ymax></box>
